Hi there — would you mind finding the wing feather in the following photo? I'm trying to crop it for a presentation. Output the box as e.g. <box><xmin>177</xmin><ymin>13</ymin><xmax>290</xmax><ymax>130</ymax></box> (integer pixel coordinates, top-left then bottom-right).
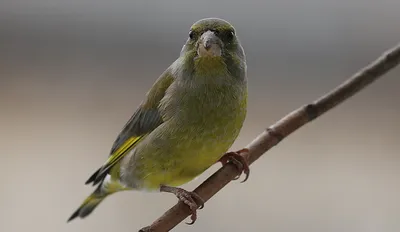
<box><xmin>85</xmin><ymin>69</ymin><xmax>174</xmax><ymax>185</ymax></box>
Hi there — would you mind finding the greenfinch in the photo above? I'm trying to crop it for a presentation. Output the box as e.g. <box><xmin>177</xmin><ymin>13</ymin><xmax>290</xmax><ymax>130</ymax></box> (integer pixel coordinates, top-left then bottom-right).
<box><xmin>68</xmin><ymin>17</ymin><xmax>249</xmax><ymax>224</ymax></box>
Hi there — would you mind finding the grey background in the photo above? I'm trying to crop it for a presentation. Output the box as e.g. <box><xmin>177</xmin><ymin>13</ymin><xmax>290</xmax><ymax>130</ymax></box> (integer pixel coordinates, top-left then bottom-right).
<box><xmin>0</xmin><ymin>1</ymin><xmax>399</xmax><ymax>232</ymax></box>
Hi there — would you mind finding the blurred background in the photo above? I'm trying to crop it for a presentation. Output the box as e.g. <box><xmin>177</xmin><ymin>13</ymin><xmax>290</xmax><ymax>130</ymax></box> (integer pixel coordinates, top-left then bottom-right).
<box><xmin>0</xmin><ymin>1</ymin><xmax>399</xmax><ymax>232</ymax></box>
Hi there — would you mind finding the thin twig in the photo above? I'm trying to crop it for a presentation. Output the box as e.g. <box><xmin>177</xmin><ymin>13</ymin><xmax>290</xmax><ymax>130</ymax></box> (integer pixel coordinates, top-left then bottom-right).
<box><xmin>140</xmin><ymin>43</ymin><xmax>400</xmax><ymax>232</ymax></box>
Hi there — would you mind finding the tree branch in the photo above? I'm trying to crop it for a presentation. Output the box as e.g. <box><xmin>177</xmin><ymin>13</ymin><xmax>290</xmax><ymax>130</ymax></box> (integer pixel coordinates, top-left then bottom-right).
<box><xmin>140</xmin><ymin>43</ymin><xmax>400</xmax><ymax>232</ymax></box>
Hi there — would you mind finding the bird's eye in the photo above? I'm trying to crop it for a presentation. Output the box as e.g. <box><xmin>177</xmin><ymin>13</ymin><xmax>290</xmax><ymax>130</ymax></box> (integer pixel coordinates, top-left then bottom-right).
<box><xmin>189</xmin><ymin>30</ymin><xmax>195</xmax><ymax>40</ymax></box>
<box><xmin>226</xmin><ymin>30</ymin><xmax>235</xmax><ymax>41</ymax></box>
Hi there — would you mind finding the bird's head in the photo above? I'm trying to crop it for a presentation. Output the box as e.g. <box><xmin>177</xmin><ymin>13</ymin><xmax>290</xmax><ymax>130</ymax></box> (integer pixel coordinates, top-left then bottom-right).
<box><xmin>180</xmin><ymin>18</ymin><xmax>245</xmax><ymax>65</ymax></box>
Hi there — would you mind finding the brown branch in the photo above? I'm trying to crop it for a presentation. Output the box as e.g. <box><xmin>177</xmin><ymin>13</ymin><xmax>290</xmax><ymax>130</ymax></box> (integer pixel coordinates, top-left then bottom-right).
<box><xmin>139</xmin><ymin>43</ymin><xmax>400</xmax><ymax>232</ymax></box>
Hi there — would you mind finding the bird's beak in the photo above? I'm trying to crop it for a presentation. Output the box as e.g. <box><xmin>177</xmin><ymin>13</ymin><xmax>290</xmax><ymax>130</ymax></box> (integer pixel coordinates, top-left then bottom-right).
<box><xmin>197</xmin><ymin>30</ymin><xmax>222</xmax><ymax>57</ymax></box>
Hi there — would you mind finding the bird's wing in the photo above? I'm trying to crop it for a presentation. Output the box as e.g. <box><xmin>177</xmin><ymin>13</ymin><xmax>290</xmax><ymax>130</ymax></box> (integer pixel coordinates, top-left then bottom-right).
<box><xmin>85</xmin><ymin>69</ymin><xmax>174</xmax><ymax>185</ymax></box>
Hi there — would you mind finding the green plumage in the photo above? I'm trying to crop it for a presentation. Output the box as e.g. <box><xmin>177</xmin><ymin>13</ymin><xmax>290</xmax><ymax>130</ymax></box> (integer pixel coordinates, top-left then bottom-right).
<box><xmin>68</xmin><ymin>17</ymin><xmax>247</xmax><ymax>221</ymax></box>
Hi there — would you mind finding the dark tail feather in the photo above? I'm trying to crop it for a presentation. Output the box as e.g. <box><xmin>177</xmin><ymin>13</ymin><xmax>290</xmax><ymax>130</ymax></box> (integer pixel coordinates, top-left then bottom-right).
<box><xmin>85</xmin><ymin>168</ymin><xmax>100</xmax><ymax>185</ymax></box>
<box><xmin>67</xmin><ymin>186</ymin><xmax>108</xmax><ymax>222</ymax></box>
<box><xmin>85</xmin><ymin>168</ymin><xmax>108</xmax><ymax>186</ymax></box>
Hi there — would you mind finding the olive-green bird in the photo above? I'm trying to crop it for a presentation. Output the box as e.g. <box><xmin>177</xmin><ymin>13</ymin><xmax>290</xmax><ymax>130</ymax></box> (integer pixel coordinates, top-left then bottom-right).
<box><xmin>68</xmin><ymin>17</ymin><xmax>249</xmax><ymax>224</ymax></box>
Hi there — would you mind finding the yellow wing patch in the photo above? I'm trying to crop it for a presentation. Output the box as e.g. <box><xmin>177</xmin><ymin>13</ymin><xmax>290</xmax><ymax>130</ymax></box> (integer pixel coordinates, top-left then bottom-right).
<box><xmin>95</xmin><ymin>136</ymin><xmax>145</xmax><ymax>180</ymax></box>
<box><xmin>107</xmin><ymin>136</ymin><xmax>142</xmax><ymax>164</ymax></box>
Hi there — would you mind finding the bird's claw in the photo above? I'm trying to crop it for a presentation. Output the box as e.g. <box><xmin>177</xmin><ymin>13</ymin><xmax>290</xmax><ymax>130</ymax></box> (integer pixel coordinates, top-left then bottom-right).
<box><xmin>219</xmin><ymin>148</ymin><xmax>250</xmax><ymax>182</ymax></box>
<box><xmin>160</xmin><ymin>185</ymin><xmax>204</xmax><ymax>225</ymax></box>
<box><xmin>177</xmin><ymin>189</ymin><xmax>204</xmax><ymax>225</ymax></box>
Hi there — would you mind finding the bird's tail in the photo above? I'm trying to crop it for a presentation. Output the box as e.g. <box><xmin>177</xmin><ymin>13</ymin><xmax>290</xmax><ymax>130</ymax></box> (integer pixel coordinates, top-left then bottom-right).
<box><xmin>67</xmin><ymin>185</ymin><xmax>110</xmax><ymax>222</ymax></box>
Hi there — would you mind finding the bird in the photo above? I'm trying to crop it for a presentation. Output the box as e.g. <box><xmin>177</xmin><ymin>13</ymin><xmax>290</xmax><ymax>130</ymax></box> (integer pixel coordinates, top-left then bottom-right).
<box><xmin>67</xmin><ymin>17</ymin><xmax>249</xmax><ymax>225</ymax></box>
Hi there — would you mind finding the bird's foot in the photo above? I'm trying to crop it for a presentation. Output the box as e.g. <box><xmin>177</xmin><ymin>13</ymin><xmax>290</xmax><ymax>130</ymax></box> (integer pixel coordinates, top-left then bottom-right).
<box><xmin>219</xmin><ymin>148</ymin><xmax>250</xmax><ymax>182</ymax></box>
<box><xmin>160</xmin><ymin>185</ymin><xmax>204</xmax><ymax>225</ymax></box>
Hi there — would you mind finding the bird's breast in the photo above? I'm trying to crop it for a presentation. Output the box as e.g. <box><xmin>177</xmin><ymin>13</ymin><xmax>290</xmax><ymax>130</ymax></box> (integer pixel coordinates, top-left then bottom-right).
<box><xmin>169</xmin><ymin>77</ymin><xmax>244</xmax><ymax>115</ymax></box>
<box><xmin>162</xmin><ymin>78</ymin><xmax>247</xmax><ymax>149</ymax></box>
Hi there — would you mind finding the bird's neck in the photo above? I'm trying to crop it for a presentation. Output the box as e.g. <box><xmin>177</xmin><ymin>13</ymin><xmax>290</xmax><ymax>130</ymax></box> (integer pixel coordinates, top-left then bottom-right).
<box><xmin>193</xmin><ymin>56</ymin><xmax>228</xmax><ymax>78</ymax></box>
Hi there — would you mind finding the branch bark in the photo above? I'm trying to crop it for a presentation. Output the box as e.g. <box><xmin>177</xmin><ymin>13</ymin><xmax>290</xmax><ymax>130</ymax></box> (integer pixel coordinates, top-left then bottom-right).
<box><xmin>140</xmin><ymin>43</ymin><xmax>400</xmax><ymax>232</ymax></box>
